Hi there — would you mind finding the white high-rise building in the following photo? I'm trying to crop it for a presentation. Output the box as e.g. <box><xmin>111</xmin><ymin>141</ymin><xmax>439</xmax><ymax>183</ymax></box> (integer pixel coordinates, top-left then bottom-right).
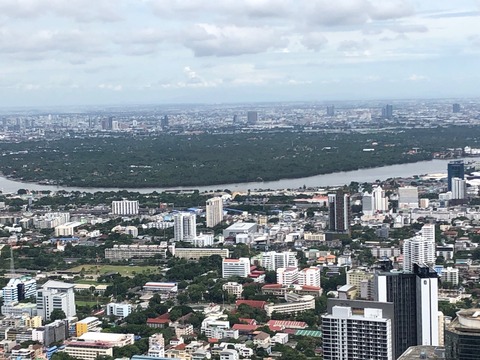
<box><xmin>373</xmin><ymin>186</ymin><xmax>389</xmax><ymax>212</ymax></box>
<box><xmin>451</xmin><ymin>177</ymin><xmax>466</xmax><ymax>200</ymax></box>
<box><xmin>111</xmin><ymin>200</ymin><xmax>139</xmax><ymax>215</ymax></box>
<box><xmin>440</xmin><ymin>267</ymin><xmax>459</xmax><ymax>286</ymax></box>
<box><xmin>277</xmin><ymin>267</ymin><xmax>299</xmax><ymax>286</ymax></box>
<box><xmin>298</xmin><ymin>267</ymin><xmax>321</xmax><ymax>288</ymax></box>
<box><xmin>403</xmin><ymin>224</ymin><xmax>435</xmax><ymax>272</ymax></box>
<box><xmin>261</xmin><ymin>251</ymin><xmax>298</xmax><ymax>271</ymax></box>
<box><xmin>322</xmin><ymin>306</ymin><xmax>393</xmax><ymax>360</ymax></box>
<box><xmin>416</xmin><ymin>271</ymin><xmax>439</xmax><ymax>346</ymax></box>
<box><xmin>222</xmin><ymin>258</ymin><xmax>250</xmax><ymax>278</ymax></box>
<box><xmin>36</xmin><ymin>281</ymin><xmax>76</xmax><ymax>321</ymax></box>
<box><xmin>173</xmin><ymin>212</ymin><xmax>197</xmax><ymax>242</ymax></box>
<box><xmin>206</xmin><ymin>197</ymin><xmax>223</xmax><ymax>228</ymax></box>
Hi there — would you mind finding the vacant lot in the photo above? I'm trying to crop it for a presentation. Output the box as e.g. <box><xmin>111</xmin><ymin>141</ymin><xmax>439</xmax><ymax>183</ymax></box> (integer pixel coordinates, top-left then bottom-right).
<box><xmin>66</xmin><ymin>264</ymin><xmax>159</xmax><ymax>276</ymax></box>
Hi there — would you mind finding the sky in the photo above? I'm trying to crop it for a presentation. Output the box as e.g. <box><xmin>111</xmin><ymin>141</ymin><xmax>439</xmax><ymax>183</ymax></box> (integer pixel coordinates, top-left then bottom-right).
<box><xmin>0</xmin><ymin>0</ymin><xmax>479</xmax><ymax>107</ymax></box>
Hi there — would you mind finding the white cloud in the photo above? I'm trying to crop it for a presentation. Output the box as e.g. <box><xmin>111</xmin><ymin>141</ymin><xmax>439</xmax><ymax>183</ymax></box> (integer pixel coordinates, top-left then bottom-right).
<box><xmin>98</xmin><ymin>83</ymin><xmax>123</xmax><ymax>91</ymax></box>
<box><xmin>407</xmin><ymin>74</ymin><xmax>428</xmax><ymax>81</ymax></box>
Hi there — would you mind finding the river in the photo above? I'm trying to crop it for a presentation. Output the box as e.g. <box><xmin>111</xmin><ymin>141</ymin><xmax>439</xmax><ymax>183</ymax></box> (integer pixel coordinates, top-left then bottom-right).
<box><xmin>0</xmin><ymin>157</ymin><xmax>477</xmax><ymax>194</ymax></box>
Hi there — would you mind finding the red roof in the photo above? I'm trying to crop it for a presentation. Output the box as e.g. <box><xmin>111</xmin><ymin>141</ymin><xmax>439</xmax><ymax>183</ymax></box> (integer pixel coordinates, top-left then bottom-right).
<box><xmin>236</xmin><ymin>300</ymin><xmax>267</xmax><ymax>310</ymax></box>
<box><xmin>267</xmin><ymin>320</ymin><xmax>307</xmax><ymax>330</ymax></box>
<box><xmin>174</xmin><ymin>343</ymin><xmax>186</xmax><ymax>350</ymax></box>
<box><xmin>208</xmin><ymin>338</ymin><xmax>219</xmax><ymax>343</ymax></box>
<box><xmin>262</xmin><ymin>283</ymin><xmax>282</xmax><ymax>289</ymax></box>
<box><xmin>301</xmin><ymin>285</ymin><xmax>321</xmax><ymax>290</ymax></box>
<box><xmin>239</xmin><ymin>318</ymin><xmax>257</xmax><ymax>325</ymax></box>
<box><xmin>147</xmin><ymin>313</ymin><xmax>170</xmax><ymax>324</ymax></box>
<box><xmin>232</xmin><ymin>324</ymin><xmax>258</xmax><ymax>332</ymax></box>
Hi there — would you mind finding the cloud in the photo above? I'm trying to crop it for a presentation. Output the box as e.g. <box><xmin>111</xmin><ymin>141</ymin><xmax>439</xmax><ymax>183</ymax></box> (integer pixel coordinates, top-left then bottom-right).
<box><xmin>183</xmin><ymin>24</ymin><xmax>287</xmax><ymax>57</ymax></box>
<box><xmin>368</xmin><ymin>0</ymin><xmax>414</xmax><ymax>20</ymax></box>
<box><xmin>407</xmin><ymin>74</ymin><xmax>428</xmax><ymax>81</ymax></box>
<box><xmin>0</xmin><ymin>0</ymin><xmax>123</xmax><ymax>22</ymax></box>
<box><xmin>301</xmin><ymin>32</ymin><xmax>328</xmax><ymax>51</ymax></box>
<box><xmin>98</xmin><ymin>83</ymin><xmax>123</xmax><ymax>91</ymax></box>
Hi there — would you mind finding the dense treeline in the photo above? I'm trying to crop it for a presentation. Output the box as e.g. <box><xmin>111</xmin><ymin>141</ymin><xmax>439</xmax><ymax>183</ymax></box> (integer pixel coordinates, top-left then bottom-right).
<box><xmin>0</xmin><ymin>126</ymin><xmax>479</xmax><ymax>187</ymax></box>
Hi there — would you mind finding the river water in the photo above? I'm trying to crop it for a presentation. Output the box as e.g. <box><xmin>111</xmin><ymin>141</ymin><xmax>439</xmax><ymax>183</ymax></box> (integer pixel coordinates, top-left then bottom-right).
<box><xmin>0</xmin><ymin>157</ymin><xmax>477</xmax><ymax>194</ymax></box>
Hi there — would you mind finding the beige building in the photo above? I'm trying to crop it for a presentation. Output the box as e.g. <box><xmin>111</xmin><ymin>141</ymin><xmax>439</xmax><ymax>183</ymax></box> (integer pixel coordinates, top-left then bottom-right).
<box><xmin>174</xmin><ymin>248</ymin><xmax>229</xmax><ymax>260</ymax></box>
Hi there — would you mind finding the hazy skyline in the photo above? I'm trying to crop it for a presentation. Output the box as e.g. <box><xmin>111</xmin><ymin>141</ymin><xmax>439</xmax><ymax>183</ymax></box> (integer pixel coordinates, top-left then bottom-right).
<box><xmin>0</xmin><ymin>0</ymin><xmax>479</xmax><ymax>107</ymax></box>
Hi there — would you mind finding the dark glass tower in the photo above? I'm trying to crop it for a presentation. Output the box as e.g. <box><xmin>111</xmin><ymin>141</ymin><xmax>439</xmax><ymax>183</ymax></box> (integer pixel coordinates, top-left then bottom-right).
<box><xmin>448</xmin><ymin>160</ymin><xmax>464</xmax><ymax>191</ymax></box>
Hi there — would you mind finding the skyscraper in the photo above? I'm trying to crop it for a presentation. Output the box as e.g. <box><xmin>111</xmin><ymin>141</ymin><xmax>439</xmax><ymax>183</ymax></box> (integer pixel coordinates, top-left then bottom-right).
<box><xmin>373</xmin><ymin>185</ymin><xmax>389</xmax><ymax>212</ymax></box>
<box><xmin>451</xmin><ymin>177</ymin><xmax>466</xmax><ymax>199</ymax></box>
<box><xmin>447</xmin><ymin>160</ymin><xmax>464</xmax><ymax>191</ymax></box>
<box><xmin>326</xmin><ymin>105</ymin><xmax>335</xmax><ymax>116</ymax></box>
<box><xmin>375</xmin><ymin>264</ymin><xmax>439</xmax><ymax>358</ymax></box>
<box><xmin>382</xmin><ymin>104</ymin><xmax>393</xmax><ymax>119</ymax></box>
<box><xmin>173</xmin><ymin>212</ymin><xmax>197</xmax><ymax>242</ymax></box>
<box><xmin>206</xmin><ymin>197</ymin><xmax>223</xmax><ymax>228</ymax></box>
<box><xmin>247</xmin><ymin>111</ymin><xmax>258</xmax><ymax>125</ymax></box>
<box><xmin>362</xmin><ymin>192</ymin><xmax>374</xmax><ymax>216</ymax></box>
<box><xmin>328</xmin><ymin>191</ymin><xmax>351</xmax><ymax>232</ymax></box>
<box><xmin>403</xmin><ymin>224</ymin><xmax>436</xmax><ymax>272</ymax></box>
<box><xmin>452</xmin><ymin>103</ymin><xmax>461</xmax><ymax>113</ymax></box>
<box><xmin>445</xmin><ymin>308</ymin><xmax>480</xmax><ymax>360</ymax></box>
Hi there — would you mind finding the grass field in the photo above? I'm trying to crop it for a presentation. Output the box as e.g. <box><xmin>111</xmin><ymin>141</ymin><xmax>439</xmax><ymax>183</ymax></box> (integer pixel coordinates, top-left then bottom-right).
<box><xmin>66</xmin><ymin>264</ymin><xmax>159</xmax><ymax>276</ymax></box>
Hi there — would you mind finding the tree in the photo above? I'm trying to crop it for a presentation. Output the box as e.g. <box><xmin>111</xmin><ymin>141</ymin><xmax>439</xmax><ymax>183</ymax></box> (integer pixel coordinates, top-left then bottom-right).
<box><xmin>50</xmin><ymin>309</ymin><xmax>66</xmax><ymax>321</ymax></box>
<box><xmin>51</xmin><ymin>353</ymin><xmax>79</xmax><ymax>360</ymax></box>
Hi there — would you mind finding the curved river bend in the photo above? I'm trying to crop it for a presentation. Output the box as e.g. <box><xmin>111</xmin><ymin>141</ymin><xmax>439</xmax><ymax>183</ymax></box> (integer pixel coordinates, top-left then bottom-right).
<box><xmin>0</xmin><ymin>157</ymin><xmax>476</xmax><ymax>194</ymax></box>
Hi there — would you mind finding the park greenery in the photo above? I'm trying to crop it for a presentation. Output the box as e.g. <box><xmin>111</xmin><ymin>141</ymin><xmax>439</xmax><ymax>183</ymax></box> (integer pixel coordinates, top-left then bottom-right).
<box><xmin>1</xmin><ymin>126</ymin><xmax>479</xmax><ymax>187</ymax></box>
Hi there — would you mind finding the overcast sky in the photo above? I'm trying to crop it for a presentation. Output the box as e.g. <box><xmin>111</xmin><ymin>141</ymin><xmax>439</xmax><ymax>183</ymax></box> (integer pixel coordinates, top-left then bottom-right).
<box><xmin>0</xmin><ymin>0</ymin><xmax>479</xmax><ymax>107</ymax></box>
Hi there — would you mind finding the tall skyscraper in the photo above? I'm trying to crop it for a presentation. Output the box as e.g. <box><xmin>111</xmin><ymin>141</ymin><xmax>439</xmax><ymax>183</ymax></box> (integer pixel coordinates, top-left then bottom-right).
<box><xmin>452</xmin><ymin>103</ymin><xmax>461</xmax><ymax>113</ymax></box>
<box><xmin>37</xmin><ymin>281</ymin><xmax>76</xmax><ymax>321</ymax></box>
<box><xmin>206</xmin><ymin>197</ymin><xmax>223</xmax><ymax>228</ymax></box>
<box><xmin>247</xmin><ymin>111</ymin><xmax>258</xmax><ymax>125</ymax></box>
<box><xmin>403</xmin><ymin>223</ymin><xmax>436</xmax><ymax>272</ymax></box>
<box><xmin>326</xmin><ymin>105</ymin><xmax>335</xmax><ymax>116</ymax></box>
<box><xmin>373</xmin><ymin>186</ymin><xmax>389</xmax><ymax>212</ymax></box>
<box><xmin>322</xmin><ymin>306</ymin><xmax>394</xmax><ymax>360</ymax></box>
<box><xmin>382</xmin><ymin>104</ymin><xmax>393</xmax><ymax>119</ymax></box>
<box><xmin>362</xmin><ymin>192</ymin><xmax>374</xmax><ymax>216</ymax></box>
<box><xmin>328</xmin><ymin>191</ymin><xmax>351</xmax><ymax>232</ymax></box>
<box><xmin>375</xmin><ymin>264</ymin><xmax>439</xmax><ymax>358</ymax></box>
<box><xmin>161</xmin><ymin>115</ymin><xmax>169</xmax><ymax>128</ymax></box>
<box><xmin>447</xmin><ymin>160</ymin><xmax>464</xmax><ymax>191</ymax></box>
<box><xmin>173</xmin><ymin>212</ymin><xmax>197</xmax><ymax>242</ymax></box>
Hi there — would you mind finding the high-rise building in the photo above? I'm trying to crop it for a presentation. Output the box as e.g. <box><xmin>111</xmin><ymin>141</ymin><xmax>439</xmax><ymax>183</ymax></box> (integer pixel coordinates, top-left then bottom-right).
<box><xmin>37</xmin><ymin>281</ymin><xmax>76</xmax><ymax>321</ymax></box>
<box><xmin>403</xmin><ymin>224</ymin><xmax>436</xmax><ymax>272</ymax></box>
<box><xmin>322</xmin><ymin>306</ymin><xmax>393</xmax><ymax>360</ymax></box>
<box><xmin>111</xmin><ymin>200</ymin><xmax>139</xmax><ymax>215</ymax></box>
<box><xmin>447</xmin><ymin>160</ymin><xmax>464</xmax><ymax>191</ymax></box>
<box><xmin>382</xmin><ymin>104</ymin><xmax>393</xmax><ymax>119</ymax></box>
<box><xmin>398</xmin><ymin>186</ymin><xmax>419</xmax><ymax>209</ymax></box>
<box><xmin>451</xmin><ymin>177</ymin><xmax>466</xmax><ymax>199</ymax></box>
<box><xmin>445</xmin><ymin>308</ymin><xmax>480</xmax><ymax>360</ymax></box>
<box><xmin>261</xmin><ymin>251</ymin><xmax>298</xmax><ymax>271</ymax></box>
<box><xmin>247</xmin><ymin>111</ymin><xmax>258</xmax><ymax>125</ymax></box>
<box><xmin>326</xmin><ymin>105</ymin><xmax>335</xmax><ymax>116</ymax></box>
<box><xmin>373</xmin><ymin>186</ymin><xmax>389</xmax><ymax>212</ymax></box>
<box><xmin>328</xmin><ymin>191</ymin><xmax>351</xmax><ymax>232</ymax></box>
<box><xmin>2</xmin><ymin>277</ymin><xmax>37</xmax><ymax>305</ymax></box>
<box><xmin>362</xmin><ymin>192</ymin><xmax>374</xmax><ymax>216</ymax></box>
<box><xmin>297</xmin><ymin>267</ymin><xmax>321</xmax><ymax>288</ymax></box>
<box><xmin>173</xmin><ymin>212</ymin><xmax>197</xmax><ymax>242</ymax></box>
<box><xmin>222</xmin><ymin>258</ymin><xmax>250</xmax><ymax>278</ymax></box>
<box><xmin>206</xmin><ymin>197</ymin><xmax>223</xmax><ymax>228</ymax></box>
<box><xmin>161</xmin><ymin>115</ymin><xmax>169</xmax><ymax>128</ymax></box>
<box><xmin>375</xmin><ymin>264</ymin><xmax>439</xmax><ymax>358</ymax></box>
<box><xmin>452</xmin><ymin>103</ymin><xmax>461</xmax><ymax>113</ymax></box>
<box><xmin>277</xmin><ymin>267</ymin><xmax>299</xmax><ymax>286</ymax></box>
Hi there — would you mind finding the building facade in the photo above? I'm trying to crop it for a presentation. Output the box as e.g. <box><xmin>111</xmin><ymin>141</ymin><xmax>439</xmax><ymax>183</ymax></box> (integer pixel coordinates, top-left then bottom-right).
<box><xmin>111</xmin><ymin>200</ymin><xmax>139</xmax><ymax>215</ymax></box>
<box><xmin>206</xmin><ymin>197</ymin><xmax>223</xmax><ymax>228</ymax></box>
<box><xmin>173</xmin><ymin>212</ymin><xmax>197</xmax><ymax>241</ymax></box>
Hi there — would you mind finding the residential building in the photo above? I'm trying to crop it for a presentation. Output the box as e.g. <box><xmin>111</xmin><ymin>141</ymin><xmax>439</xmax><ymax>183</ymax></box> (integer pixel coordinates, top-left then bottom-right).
<box><xmin>36</xmin><ymin>281</ymin><xmax>76</xmax><ymax>321</ymax></box>
<box><xmin>441</xmin><ymin>267</ymin><xmax>459</xmax><ymax>286</ymax></box>
<box><xmin>264</xmin><ymin>294</ymin><xmax>315</xmax><ymax>316</ymax></box>
<box><xmin>326</xmin><ymin>105</ymin><xmax>335</xmax><ymax>116</ymax></box>
<box><xmin>174</xmin><ymin>212</ymin><xmax>197</xmax><ymax>241</ymax></box>
<box><xmin>222</xmin><ymin>258</ymin><xmax>250</xmax><ymax>278</ymax></box>
<box><xmin>222</xmin><ymin>282</ymin><xmax>243</xmax><ymax>299</ymax></box>
<box><xmin>328</xmin><ymin>191</ymin><xmax>351</xmax><ymax>232</ymax></box>
<box><xmin>201</xmin><ymin>317</ymin><xmax>238</xmax><ymax>339</ymax></box>
<box><xmin>451</xmin><ymin>177</ymin><xmax>466</xmax><ymax>199</ymax></box>
<box><xmin>382</xmin><ymin>104</ymin><xmax>393</xmax><ymax>119</ymax></box>
<box><xmin>220</xmin><ymin>349</ymin><xmax>239</xmax><ymax>360</ymax></box>
<box><xmin>277</xmin><ymin>267</ymin><xmax>299</xmax><ymax>286</ymax></box>
<box><xmin>322</xmin><ymin>306</ymin><xmax>393</xmax><ymax>360</ymax></box>
<box><xmin>261</xmin><ymin>251</ymin><xmax>298</xmax><ymax>271</ymax></box>
<box><xmin>54</xmin><ymin>222</ymin><xmax>82</xmax><ymax>237</ymax></box>
<box><xmin>403</xmin><ymin>224</ymin><xmax>436</xmax><ymax>272</ymax></box>
<box><xmin>111</xmin><ymin>200</ymin><xmax>139</xmax><ymax>215</ymax></box>
<box><xmin>297</xmin><ymin>267</ymin><xmax>321</xmax><ymax>288</ymax></box>
<box><xmin>362</xmin><ymin>192</ymin><xmax>374</xmax><ymax>216</ymax></box>
<box><xmin>247</xmin><ymin>111</ymin><xmax>258</xmax><ymax>125</ymax></box>
<box><xmin>373</xmin><ymin>185</ymin><xmax>389</xmax><ymax>212</ymax></box>
<box><xmin>206</xmin><ymin>197</ymin><xmax>223</xmax><ymax>228</ymax></box>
